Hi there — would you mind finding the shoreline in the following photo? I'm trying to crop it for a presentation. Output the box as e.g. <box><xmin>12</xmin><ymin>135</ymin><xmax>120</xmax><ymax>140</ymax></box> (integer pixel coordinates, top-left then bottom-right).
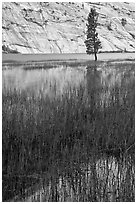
<box><xmin>2</xmin><ymin>53</ymin><xmax>135</xmax><ymax>65</ymax></box>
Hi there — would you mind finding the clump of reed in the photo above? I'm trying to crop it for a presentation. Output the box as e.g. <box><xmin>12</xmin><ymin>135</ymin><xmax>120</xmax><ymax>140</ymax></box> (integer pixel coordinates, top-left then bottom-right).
<box><xmin>2</xmin><ymin>80</ymin><xmax>134</xmax><ymax>201</ymax></box>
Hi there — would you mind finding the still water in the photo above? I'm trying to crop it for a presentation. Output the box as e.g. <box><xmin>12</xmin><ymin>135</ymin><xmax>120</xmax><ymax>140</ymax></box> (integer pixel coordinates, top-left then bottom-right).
<box><xmin>2</xmin><ymin>61</ymin><xmax>134</xmax><ymax>108</ymax></box>
<box><xmin>2</xmin><ymin>60</ymin><xmax>135</xmax><ymax>201</ymax></box>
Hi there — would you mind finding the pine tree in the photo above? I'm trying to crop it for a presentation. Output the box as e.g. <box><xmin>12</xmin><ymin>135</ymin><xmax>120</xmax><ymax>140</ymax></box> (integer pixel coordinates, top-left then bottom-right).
<box><xmin>85</xmin><ymin>8</ymin><xmax>101</xmax><ymax>61</ymax></box>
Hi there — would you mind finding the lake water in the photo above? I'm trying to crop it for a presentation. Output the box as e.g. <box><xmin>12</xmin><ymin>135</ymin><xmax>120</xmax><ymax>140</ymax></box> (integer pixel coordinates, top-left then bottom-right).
<box><xmin>2</xmin><ymin>60</ymin><xmax>135</xmax><ymax>201</ymax></box>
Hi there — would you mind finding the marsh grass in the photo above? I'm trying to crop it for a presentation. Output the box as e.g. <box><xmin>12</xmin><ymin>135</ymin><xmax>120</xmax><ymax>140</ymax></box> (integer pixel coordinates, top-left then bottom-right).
<box><xmin>2</xmin><ymin>77</ymin><xmax>134</xmax><ymax>201</ymax></box>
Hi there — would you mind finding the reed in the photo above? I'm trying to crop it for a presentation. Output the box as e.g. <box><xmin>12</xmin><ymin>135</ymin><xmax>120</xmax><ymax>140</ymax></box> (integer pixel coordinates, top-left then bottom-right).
<box><xmin>2</xmin><ymin>78</ymin><xmax>134</xmax><ymax>201</ymax></box>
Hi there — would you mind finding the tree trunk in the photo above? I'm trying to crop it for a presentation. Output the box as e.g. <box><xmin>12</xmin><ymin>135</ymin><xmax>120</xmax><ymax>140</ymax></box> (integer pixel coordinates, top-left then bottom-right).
<box><xmin>94</xmin><ymin>52</ymin><xmax>97</xmax><ymax>61</ymax></box>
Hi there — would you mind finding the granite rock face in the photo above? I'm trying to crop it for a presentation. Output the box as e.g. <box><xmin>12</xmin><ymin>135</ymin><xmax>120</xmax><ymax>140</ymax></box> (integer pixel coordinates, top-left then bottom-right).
<box><xmin>2</xmin><ymin>2</ymin><xmax>135</xmax><ymax>53</ymax></box>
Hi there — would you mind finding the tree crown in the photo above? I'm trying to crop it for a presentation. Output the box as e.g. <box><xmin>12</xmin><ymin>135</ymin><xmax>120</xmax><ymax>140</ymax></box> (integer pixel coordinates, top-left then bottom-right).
<box><xmin>85</xmin><ymin>8</ymin><xmax>101</xmax><ymax>56</ymax></box>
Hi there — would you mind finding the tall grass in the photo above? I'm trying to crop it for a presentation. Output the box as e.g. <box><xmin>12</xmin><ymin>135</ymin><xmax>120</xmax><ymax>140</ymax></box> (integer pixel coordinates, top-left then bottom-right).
<box><xmin>2</xmin><ymin>75</ymin><xmax>134</xmax><ymax>201</ymax></box>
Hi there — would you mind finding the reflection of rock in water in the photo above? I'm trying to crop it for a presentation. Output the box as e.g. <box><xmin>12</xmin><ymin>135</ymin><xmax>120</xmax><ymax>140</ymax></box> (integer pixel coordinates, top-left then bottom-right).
<box><xmin>12</xmin><ymin>155</ymin><xmax>134</xmax><ymax>202</ymax></box>
<box><xmin>95</xmin><ymin>156</ymin><xmax>120</xmax><ymax>201</ymax></box>
<box><xmin>86</xmin><ymin>63</ymin><xmax>134</xmax><ymax>109</ymax></box>
<box><xmin>2</xmin><ymin>66</ymin><xmax>86</xmax><ymax>99</ymax></box>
